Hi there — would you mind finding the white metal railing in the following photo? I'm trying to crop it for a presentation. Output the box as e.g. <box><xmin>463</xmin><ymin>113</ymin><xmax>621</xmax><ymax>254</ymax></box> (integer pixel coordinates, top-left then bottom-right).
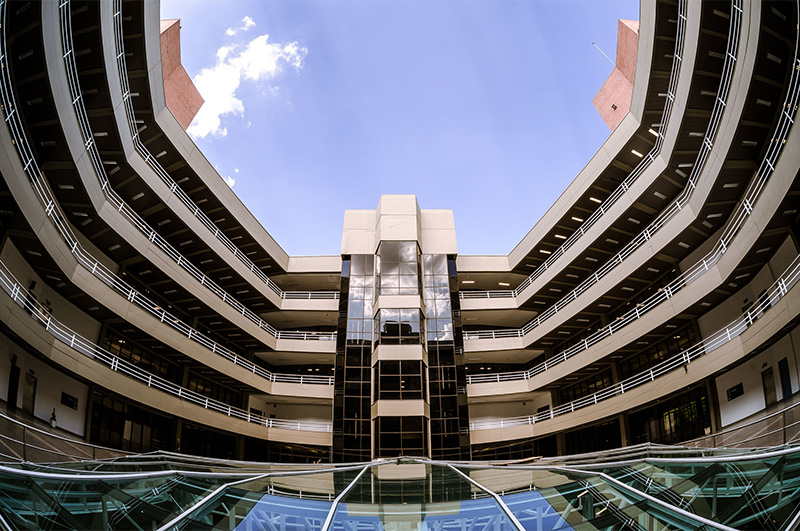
<box><xmin>55</xmin><ymin>1</ymin><xmax>335</xmax><ymax>341</ymax></box>
<box><xmin>108</xmin><ymin>0</ymin><xmax>337</xmax><ymax>303</ymax></box>
<box><xmin>465</xmin><ymin>0</ymin><xmax>741</xmax><ymax>320</ymax></box>
<box><xmin>0</xmin><ymin>257</ymin><xmax>332</xmax><ymax>433</ymax></box>
<box><xmin>466</xmin><ymin>0</ymin><xmax>798</xmax><ymax>383</ymax></box>
<box><xmin>0</xmin><ymin>408</ymin><xmax>132</xmax><ymax>462</ymax></box>
<box><xmin>461</xmin><ymin>0</ymin><xmax>690</xmax><ymax>302</ymax></box>
<box><xmin>0</xmin><ymin>2</ymin><xmax>333</xmax><ymax>386</ymax></box>
<box><xmin>469</xmin><ymin>252</ymin><xmax>800</xmax><ymax>430</ymax></box>
<box><xmin>682</xmin><ymin>396</ymin><xmax>800</xmax><ymax>448</ymax></box>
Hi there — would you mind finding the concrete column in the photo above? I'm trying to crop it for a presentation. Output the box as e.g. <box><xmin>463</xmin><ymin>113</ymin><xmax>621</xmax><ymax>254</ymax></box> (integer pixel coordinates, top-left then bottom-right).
<box><xmin>618</xmin><ymin>413</ymin><xmax>629</xmax><ymax>447</ymax></box>
<box><xmin>83</xmin><ymin>384</ymin><xmax>94</xmax><ymax>441</ymax></box>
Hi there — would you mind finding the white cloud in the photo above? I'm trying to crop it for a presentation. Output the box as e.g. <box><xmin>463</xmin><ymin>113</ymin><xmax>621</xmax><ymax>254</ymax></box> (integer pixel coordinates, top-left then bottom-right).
<box><xmin>188</xmin><ymin>34</ymin><xmax>307</xmax><ymax>139</ymax></box>
<box><xmin>234</xmin><ymin>168</ymin><xmax>240</xmax><ymax>173</ymax></box>
<box><xmin>241</xmin><ymin>16</ymin><xmax>256</xmax><ymax>31</ymax></box>
<box><xmin>225</xmin><ymin>16</ymin><xmax>256</xmax><ymax>37</ymax></box>
<box><xmin>224</xmin><ymin>176</ymin><xmax>235</xmax><ymax>187</ymax></box>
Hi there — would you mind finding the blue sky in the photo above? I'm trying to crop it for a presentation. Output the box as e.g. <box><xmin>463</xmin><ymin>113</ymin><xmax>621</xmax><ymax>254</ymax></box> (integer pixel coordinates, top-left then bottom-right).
<box><xmin>160</xmin><ymin>0</ymin><xmax>639</xmax><ymax>257</ymax></box>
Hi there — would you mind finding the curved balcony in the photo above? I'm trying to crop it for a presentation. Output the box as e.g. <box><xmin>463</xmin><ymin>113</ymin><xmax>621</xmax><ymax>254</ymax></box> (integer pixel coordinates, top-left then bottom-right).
<box><xmin>55</xmin><ymin>1</ymin><xmax>337</xmax><ymax>341</ymax></box>
<box><xmin>464</xmin><ymin>0</ymin><xmax>744</xmax><ymax>312</ymax></box>
<box><xmin>110</xmin><ymin>0</ymin><xmax>335</xmax><ymax>302</ymax></box>
<box><xmin>469</xmin><ymin>251</ymin><xmax>800</xmax><ymax>441</ymax></box>
<box><xmin>463</xmin><ymin>0</ymin><xmax>692</xmax><ymax>305</ymax></box>
<box><xmin>464</xmin><ymin>1</ymin><xmax>796</xmax><ymax>356</ymax></box>
<box><xmin>0</xmin><ymin>257</ymin><xmax>333</xmax><ymax>440</ymax></box>
<box><xmin>0</xmin><ymin>12</ymin><xmax>337</xmax><ymax>383</ymax></box>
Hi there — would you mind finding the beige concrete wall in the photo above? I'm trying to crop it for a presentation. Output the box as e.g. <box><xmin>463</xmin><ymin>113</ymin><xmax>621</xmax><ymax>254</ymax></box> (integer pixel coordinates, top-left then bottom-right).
<box><xmin>341</xmin><ymin>195</ymin><xmax>457</xmax><ymax>256</ymax></box>
<box><xmin>247</xmin><ymin>397</ymin><xmax>332</xmax><ymax>424</ymax></box>
<box><xmin>0</xmin><ymin>241</ymin><xmax>101</xmax><ymax>342</ymax></box>
<box><xmin>0</xmin><ymin>332</ymin><xmax>89</xmax><ymax>436</ymax></box>
<box><xmin>470</xmin><ymin>262</ymin><xmax>800</xmax><ymax>444</ymax></box>
<box><xmin>139</xmin><ymin>1</ymin><xmax>294</xmax><ymax>271</ymax></box>
<box><xmin>0</xmin><ymin>284</ymin><xmax>331</xmax><ymax>446</ymax></box>
<box><xmin>715</xmin><ymin>333</ymin><xmax>799</xmax><ymax>427</ymax></box>
<box><xmin>469</xmin><ymin>394</ymin><xmax>551</xmax><ymax>424</ymax></box>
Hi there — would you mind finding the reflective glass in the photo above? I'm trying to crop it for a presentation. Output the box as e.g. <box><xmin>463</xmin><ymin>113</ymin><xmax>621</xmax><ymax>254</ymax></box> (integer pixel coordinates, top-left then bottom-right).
<box><xmin>330</xmin><ymin>463</ymin><xmax>516</xmax><ymax>531</ymax></box>
<box><xmin>601</xmin><ymin>452</ymin><xmax>800</xmax><ymax>529</ymax></box>
<box><xmin>178</xmin><ymin>468</ymin><xmax>364</xmax><ymax>530</ymax></box>
<box><xmin>398</xmin><ymin>242</ymin><xmax>417</xmax><ymax>262</ymax></box>
<box><xmin>4</xmin><ymin>449</ymin><xmax>800</xmax><ymax>530</ymax></box>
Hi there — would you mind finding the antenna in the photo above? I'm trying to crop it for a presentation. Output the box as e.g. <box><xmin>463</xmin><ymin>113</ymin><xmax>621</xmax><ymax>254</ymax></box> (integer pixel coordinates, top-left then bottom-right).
<box><xmin>592</xmin><ymin>42</ymin><xmax>616</xmax><ymax>67</ymax></box>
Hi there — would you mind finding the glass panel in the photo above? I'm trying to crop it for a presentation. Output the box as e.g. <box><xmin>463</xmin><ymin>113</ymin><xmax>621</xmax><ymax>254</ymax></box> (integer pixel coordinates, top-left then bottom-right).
<box><xmin>458</xmin><ymin>465</ymin><xmax>717</xmax><ymax>530</ymax></box>
<box><xmin>380</xmin><ymin>242</ymin><xmax>400</xmax><ymax>263</ymax></box>
<box><xmin>329</xmin><ymin>464</ymin><xmax>515</xmax><ymax>531</ymax></box>
<box><xmin>398</xmin><ymin>242</ymin><xmax>417</xmax><ymax>263</ymax></box>
<box><xmin>399</xmin><ymin>262</ymin><xmax>417</xmax><ymax>275</ymax></box>
<box><xmin>179</xmin><ymin>468</ymin><xmax>364</xmax><ymax>530</ymax></box>
<box><xmin>601</xmin><ymin>453</ymin><xmax>800</xmax><ymax>529</ymax></box>
<box><xmin>0</xmin><ymin>471</ymin><xmax>227</xmax><ymax>530</ymax></box>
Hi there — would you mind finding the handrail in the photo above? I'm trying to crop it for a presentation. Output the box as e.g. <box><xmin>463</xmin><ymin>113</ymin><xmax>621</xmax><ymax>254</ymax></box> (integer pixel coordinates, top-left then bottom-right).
<box><xmin>465</xmin><ymin>0</ymin><xmax>741</xmax><ymax>330</ymax></box>
<box><xmin>55</xmin><ymin>0</ymin><xmax>336</xmax><ymax>348</ymax></box>
<box><xmin>682</xmin><ymin>396</ymin><xmax>800</xmax><ymax>448</ymax></box>
<box><xmin>469</xmin><ymin>252</ymin><xmax>800</xmax><ymax>430</ymax></box>
<box><xmin>0</xmin><ymin>1</ymin><xmax>333</xmax><ymax>393</ymax></box>
<box><xmin>464</xmin><ymin>0</ymin><xmax>800</xmax><ymax>350</ymax></box>
<box><xmin>0</xmin><ymin>256</ymin><xmax>333</xmax><ymax>433</ymax></box>
<box><xmin>0</xmin><ymin>408</ymin><xmax>132</xmax><ymax>461</ymax></box>
<box><xmin>462</xmin><ymin>0</ymin><xmax>689</xmax><ymax>301</ymax></box>
<box><xmin>466</xmin><ymin>0</ymin><xmax>798</xmax><ymax>385</ymax></box>
<box><xmin>109</xmin><ymin>0</ymin><xmax>336</xmax><ymax>302</ymax></box>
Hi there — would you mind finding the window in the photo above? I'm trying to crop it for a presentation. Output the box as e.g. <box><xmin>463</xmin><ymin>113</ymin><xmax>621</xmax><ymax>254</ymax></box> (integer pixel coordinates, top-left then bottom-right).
<box><xmin>377</xmin><ymin>241</ymin><xmax>420</xmax><ymax>295</ymax></box>
<box><xmin>374</xmin><ymin>308</ymin><xmax>424</xmax><ymax>345</ymax></box>
<box><xmin>374</xmin><ymin>416</ymin><xmax>428</xmax><ymax>457</ymax></box>
<box><xmin>374</xmin><ymin>360</ymin><xmax>427</xmax><ymax>400</ymax></box>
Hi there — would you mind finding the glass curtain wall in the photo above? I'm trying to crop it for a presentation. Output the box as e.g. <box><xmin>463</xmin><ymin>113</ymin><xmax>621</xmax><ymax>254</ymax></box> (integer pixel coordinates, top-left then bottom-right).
<box><xmin>424</xmin><ymin>255</ymin><xmax>470</xmax><ymax>459</ymax></box>
<box><xmin>373</xmin><ymin>242</ymin><xmax>429</xmax><ymax>458</ymax></box>
<box><xmin>333</xmin><ymin>255</ymin><xmax>375</xmax><ymax>462</ymax></box>
<box><xmin>335</xmin><ymin>245</ymin><xmax>469</xmax><ymax>460</ymax></box>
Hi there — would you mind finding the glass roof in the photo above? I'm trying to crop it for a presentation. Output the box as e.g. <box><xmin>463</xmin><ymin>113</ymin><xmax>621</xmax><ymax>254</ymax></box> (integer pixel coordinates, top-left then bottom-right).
<box><xmin>1</xmin><ymin>445</ymin><xmax>800</xmax><ymax>530</ymax></box>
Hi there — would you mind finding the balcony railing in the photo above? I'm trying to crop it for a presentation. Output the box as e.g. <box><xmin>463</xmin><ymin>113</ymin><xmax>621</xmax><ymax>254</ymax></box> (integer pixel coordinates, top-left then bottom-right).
<box><xmin>0</xmin><ymin>1</ymin><xmax>335</xmax><ymax>398</ymax></box>
<box><xmin>469</xmin><ymin>252</ymin><xmax>800</xmax><ymax>430</ymax></box>
<box><xmin>108</xmin><ymin>0</ymin><xmax>337</xmax><ymax>303</ymax></box>
<box><xmin>58</xmin><ymin>0</ymin><xmax>335</xmax><ymax>336</ymax></box>
<box><xmin>464</xmin><ymin>1</ymin><xmax>799</xmax><ymax>369</ymax></box>
<box><xmin>683</xmin><ymin>397</ymin><xmax>800</xmax><ymax>449</ymax></box>
<box><xmin>464</xmin><ymin>1</ymin><xmax>742</xmax><ymax>321</ymax></box>
<box><xmin>462</xmin><ymin>0</ymin><xmax>690</xmax><ymax>302</ymax></box>
<box><xmin>0</xmin><ymin>409</ymin><xmax>132</xmax><ymax>462</ymax></box>
<box><xmin>0</xmin><ymin>256</ymin><xmax>333</xmax><ymax>431</ymax></box>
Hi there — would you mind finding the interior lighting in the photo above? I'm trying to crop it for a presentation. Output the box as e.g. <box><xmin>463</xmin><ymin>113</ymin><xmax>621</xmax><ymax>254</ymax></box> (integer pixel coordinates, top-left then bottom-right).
<box><xmin>589</xmin><ymin>197</ymin><xmax>602</xmax><ymax>203</ymax></box>
<box><xmin>631</xmin><ymin>149</ymin><xmax>644</xmax><ymax>157</ymax></box>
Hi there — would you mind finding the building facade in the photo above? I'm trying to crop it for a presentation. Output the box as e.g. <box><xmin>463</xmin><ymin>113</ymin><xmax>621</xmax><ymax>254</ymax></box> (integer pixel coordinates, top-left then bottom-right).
<box><xmin>0</xmin><ymin>0</ymin><xmax>799</xmax><ymax>463</ymax></box>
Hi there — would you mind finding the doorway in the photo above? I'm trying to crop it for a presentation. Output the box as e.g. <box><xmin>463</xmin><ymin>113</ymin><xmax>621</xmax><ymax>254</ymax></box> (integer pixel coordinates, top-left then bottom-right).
<box><xmin>762</xmin><ymin>367</ymin><xmax>777</xmax><ymax>408</ymax></box>
<box><xmin>6</xmin><ymin>356</ymin><xmax>20</xmax><ymax>409</ymax></box>
<box><xmin>778</xmin><ymin>358</ymin><xmax>792</xmax><ymax>400</ymax></box>
<box><xmin>21</xmin><ymin>372</ymin><xmax>37</xmax><ymax>416</ymax></box>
